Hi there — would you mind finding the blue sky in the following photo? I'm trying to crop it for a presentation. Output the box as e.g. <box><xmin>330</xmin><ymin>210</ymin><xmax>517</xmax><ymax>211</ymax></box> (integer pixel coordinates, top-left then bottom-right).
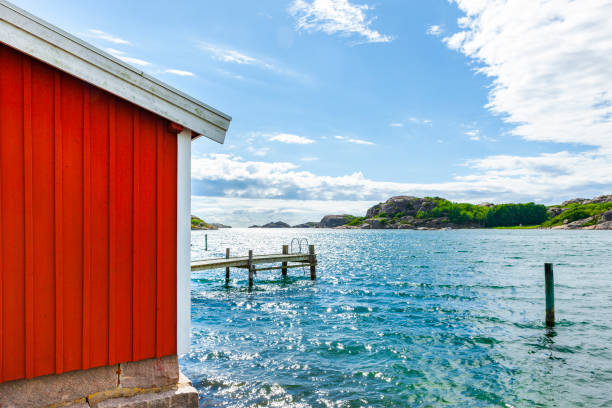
<box><xmin>12</xmin><ymin>0</ymin><xmax>612</xmax><ymax>226</ymax></box>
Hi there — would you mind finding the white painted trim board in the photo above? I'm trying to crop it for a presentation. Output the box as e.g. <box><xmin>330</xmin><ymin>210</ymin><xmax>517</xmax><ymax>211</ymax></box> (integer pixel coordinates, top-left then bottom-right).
<box><xmin>176</xmin><ymin>129</ymin><xmax>191</xmax><ymax>354</ymax></box>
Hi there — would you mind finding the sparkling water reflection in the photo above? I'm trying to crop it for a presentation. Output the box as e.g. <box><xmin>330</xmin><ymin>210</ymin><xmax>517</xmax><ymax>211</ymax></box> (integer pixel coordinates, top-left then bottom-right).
<box><xmin>182</xmin><ymin>229</ymin><xmax>612</xmax><ymax>407</ymax></box>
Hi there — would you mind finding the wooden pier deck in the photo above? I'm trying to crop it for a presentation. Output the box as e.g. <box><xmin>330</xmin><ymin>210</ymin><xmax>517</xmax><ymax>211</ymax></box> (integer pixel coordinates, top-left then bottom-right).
<box><xmin>191</xmin><ymin>245</ymin><xmax>317</xmax><ymax>287</ymax></box>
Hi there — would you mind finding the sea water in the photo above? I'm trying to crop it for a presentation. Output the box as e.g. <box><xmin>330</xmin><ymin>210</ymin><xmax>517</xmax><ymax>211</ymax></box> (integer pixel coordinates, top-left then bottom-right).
<box><xmin>182</xmin><ymin>229</ymin><xmax>612</xmax><ymax>407</ymax></box>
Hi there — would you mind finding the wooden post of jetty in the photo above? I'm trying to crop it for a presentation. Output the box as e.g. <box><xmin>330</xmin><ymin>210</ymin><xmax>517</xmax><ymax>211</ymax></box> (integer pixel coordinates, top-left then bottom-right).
<box><xmin>225</xmin><ymin>248</ymin><xmax>230</xmax><ymax>283</ymax></box>
<box><xmin>205</xmin><ymin>234</ymin><xmax>208</xmax><ymax>251</ymax></box>
<box><xmin>248</xmin><ymin>250</ymin><xmax>254</xmax><ymax>287</ymax></box>
<box><xmin>545</xmin><ymin>263</ymin><xmax>555</xmax><ymax>327</ymax></box>
<box><xmin>281</xmin><ymin>245</ymin><xmax>289</xmax><ymax>277</ymax></box>
<box><xmin>309</xmin><ymin>245</ymin><xmax>316</xmax><ymax>280</ymax></box>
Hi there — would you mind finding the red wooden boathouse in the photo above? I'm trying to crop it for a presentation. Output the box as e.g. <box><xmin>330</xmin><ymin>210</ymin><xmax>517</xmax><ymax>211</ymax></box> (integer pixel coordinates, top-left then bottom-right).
<box><xmin>0</xmin><ymin>0</ymin><xmax>231</xmax><ymax>392</ymax></box>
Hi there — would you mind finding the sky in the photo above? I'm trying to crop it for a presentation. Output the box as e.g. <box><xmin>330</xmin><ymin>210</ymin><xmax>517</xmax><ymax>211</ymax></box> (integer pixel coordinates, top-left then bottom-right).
<box><xmin>11</xmin><ymin>0</ymin><xmax>612</xmax><ymax>226</ymax></box>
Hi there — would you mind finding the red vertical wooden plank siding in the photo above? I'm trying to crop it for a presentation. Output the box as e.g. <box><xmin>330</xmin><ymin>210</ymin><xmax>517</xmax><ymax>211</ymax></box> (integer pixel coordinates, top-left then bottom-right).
<box><xmin>108</xmin><ymin>99</ymin><xmax>117</xmax><ymax>366</ymax></box>
<box><xmin>0</xmin><ymin>46</ymin><xmax>5</xmax><ymax>383</ymax></box>
<box><xmin>61</xmin><ymin>74</ymin><xmax>84</xmax><ymax>373</ymax></box>
<box><xmin>0</xmin><ymin>43</ymin><xmax>179</xmax><ymax>382</ymax></box>
<box><xmin>155</xmin><ymin>121</ymin><xmax>163</xmax><ymax>358</ymax></box>
<box><xmin>114</xmin><ymin>99</ymin><xmax>134</xmax><ymax>364</ymax></box>
<box><xmin>132</xmin><ymin>108</ymin><xmax>140</xmax><ymax>361</ymax></box>
<box><xmin>82</xmin><ymin>87</ymin><xmax>92</xmax><ymax>370</ymax></box>
<box><xmin>23</xmin><ymin>58</ymin><xmax>35</xmax><ymax>379</ymax></box>
<box><xmin>90</xmin><ymin>88</ymin><xmax>110</xmax><ymax>368</ymax></box>
<box><xmin>31</xmin><ymin>60</ymin><xmax>56</xmax><ymax>377</ymax></box>
<box><xmin>159</xmin><ymin>126</ymin><xmax>178</xmax><ymax>356</ymax></box>
<box><xmin>138</xmin><ymin>112</ymin><xmax>158</xmax><ymax>360</ymax></box>
<box><xmin>54</xmin><ymin>71</ymin><xmax>64</xmax><ymax>375</ymax></box>
<box><xmin>0</xmin><ymin>46</ymin><xmax>26</xmax><ymax>382</ymax></box>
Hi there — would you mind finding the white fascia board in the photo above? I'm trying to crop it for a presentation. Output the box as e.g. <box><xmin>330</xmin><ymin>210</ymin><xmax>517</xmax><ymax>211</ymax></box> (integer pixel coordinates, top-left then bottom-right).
<box><xmin>0</xmin><ymin>0</ymin><xmax>231</xmax><ymax>143</ymax></box>
<box><xmin>176</xmin><ymin>129</ymin><xmax>191</xmax><ymax>354</ymax></box>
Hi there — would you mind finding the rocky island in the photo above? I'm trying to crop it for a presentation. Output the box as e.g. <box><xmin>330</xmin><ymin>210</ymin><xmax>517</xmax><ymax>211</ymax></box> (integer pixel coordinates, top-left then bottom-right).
<box><xmin>249</xmin><ymin>221</ymin><xmax>291</xmax><ymax>228</ymax></box>
<box><xmin>191</xmin><ymin>215</ymin><xmax>231</xmax><ymax>230</ymax></box>
<box><xmin>259</xmin><ymin>195</ymin><xmax>612</xmax><ymax>230</ymax></box>
<box><xmin>328</xmin><ymin>195</ymin><xmax>612</xmax><ymax>230</ymax></box>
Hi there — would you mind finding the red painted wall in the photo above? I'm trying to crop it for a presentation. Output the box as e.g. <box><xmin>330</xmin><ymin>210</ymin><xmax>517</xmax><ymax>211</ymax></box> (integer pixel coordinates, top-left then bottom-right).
<box><xmin>0</xmin><ymin>42</ymin><xmax>177</xmax><ymax>383</ymax></box>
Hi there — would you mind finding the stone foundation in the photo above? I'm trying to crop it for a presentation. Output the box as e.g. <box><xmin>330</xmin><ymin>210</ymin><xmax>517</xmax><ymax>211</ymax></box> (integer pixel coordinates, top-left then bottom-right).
<box><xmin>0</xmin><ymin>356</ymin><xmax>198</xmax><ymax>408</ymax></box>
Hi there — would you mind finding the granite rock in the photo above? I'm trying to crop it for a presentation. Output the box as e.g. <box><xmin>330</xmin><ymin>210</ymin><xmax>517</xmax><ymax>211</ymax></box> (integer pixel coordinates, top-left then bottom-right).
<box><xmin>319</xmin><ymin>215</ymin><xmax>350</xmax><ymax>228</ymax></box>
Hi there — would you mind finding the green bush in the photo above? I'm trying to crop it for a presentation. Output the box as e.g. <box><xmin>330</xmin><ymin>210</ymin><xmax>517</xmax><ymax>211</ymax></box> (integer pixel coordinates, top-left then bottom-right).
<box><xmin>541</xmin><ymin>202</ymin><xmax>612</xmax><ymax>227</ymax></box>
<box><xmin>345</xmin><ymin>215</ymin><xmax>366</xmax><ymax>226</ymax></box>
<box><xmin>415</xmin><ymin>198</ymin><xmax>489</xmax><ymax>225</ymax></box>
<box><xmin>484</xmin><ymin>203</ymin><xmax>548</xmax><ymax>227</ymax></box>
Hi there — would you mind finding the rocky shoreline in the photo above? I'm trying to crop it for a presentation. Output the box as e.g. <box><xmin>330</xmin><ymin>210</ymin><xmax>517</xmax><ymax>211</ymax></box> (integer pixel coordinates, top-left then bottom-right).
<box><xmin>250</xmin><ymin>195</ymin><xmax>612</xmax><ymax>230</ymax></box>
<box><xmin>249</xmin><ymin>221</ymin><xmax>291</xmax><ymax>228</ymax></box>
<box><xmin>191</xmin><ymin>215</ymin><xmax>231</xmax><ymax>230</ymax></box>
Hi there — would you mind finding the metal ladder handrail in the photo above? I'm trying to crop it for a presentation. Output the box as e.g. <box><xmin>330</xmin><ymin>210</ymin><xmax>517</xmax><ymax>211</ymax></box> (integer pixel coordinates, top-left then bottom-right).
<box><xmin>290</xmin><ymin>237</ymin><xmax>310</xmax><ymax>275</ymax></box>
<box><xmin>290</xmin><ymin>237</ymin><xmax>309</xmax><ymax>254</ymax></box>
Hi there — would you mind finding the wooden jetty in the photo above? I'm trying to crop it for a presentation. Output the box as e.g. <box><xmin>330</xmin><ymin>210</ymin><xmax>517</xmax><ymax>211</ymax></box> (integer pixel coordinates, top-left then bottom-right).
<box><xmin>191</xmin><ymin>245</ymin><xmax>317</xmax><ymax>287</ymax></box>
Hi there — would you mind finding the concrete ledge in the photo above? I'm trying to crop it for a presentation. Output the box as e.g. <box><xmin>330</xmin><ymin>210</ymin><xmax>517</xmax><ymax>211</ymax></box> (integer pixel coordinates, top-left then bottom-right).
<box><xmin>0</xmin><ymin>364</ymin><xmax>118</xmax><ymax>407</ymax></box>
<box><xmin>94</xmin><ymin>375</ymin><xmax>198</xmax><ymax>408</ymax></box>
<box><xmin>119</xmin><ymin>356</ymin><xmax>179</xmax><ymax>389</ymax></box>
<box><xmin>0</xmin><ymin>356</ymin><xmax>197</xmax><ymax>408</ymax></box>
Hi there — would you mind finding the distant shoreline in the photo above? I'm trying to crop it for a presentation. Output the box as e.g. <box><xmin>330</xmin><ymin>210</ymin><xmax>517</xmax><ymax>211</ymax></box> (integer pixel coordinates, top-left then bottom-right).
<box><xmin>203</xmin><ymin>194</ymin><xmax>612</xmax><ymax>231</ymax></box>
<box><xmin>196</xmin><ymin>226</ymin><xmax>612</xmax><ymax>231</ymax></box>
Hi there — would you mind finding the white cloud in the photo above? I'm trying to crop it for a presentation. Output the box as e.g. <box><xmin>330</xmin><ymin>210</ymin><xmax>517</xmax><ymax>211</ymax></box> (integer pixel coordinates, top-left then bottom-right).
<box><xmin>269</xmin><ymin>133</ymin><xmax>316</xmax><ymax>144</ymax></box>
<box><xmin>217</xmin><ymin>69</ymin><xmax>246</xmax><ymax>81</ymax></box>
<box><xmin>445</xmin><ymin>0</ymin><xmax>612</xmax><ymax>146</ymax></box>
<box><xmin>438</xmin><ymin>0</ymin><xmax>612</xmax><ymax>196</ymax></box>
<box><xmin>105</xmin><ymin>48</ymin><xmax>151</xmax><ymax>67</ymax></box>
<box><xmin>406</xmin><ymin>117</ymin><xmax>433</xmax><ymax>126</ymax></box>
<box><xmin>335</xmin><ymin>135</ymin><xmax>375</xmax><ymax>145</ymax></box>
<box><xmin>191</xmin><ymin>154</ymin><xmax>476</xmax><ymax>203</ymax></box>
<box><xmin>465</xmin><ymin>129</ymin><xmax>480</xmax><ymax>141</ymax></box>
<box><xmin>426</xmin><ymin>25</ymin><xmax>443</xmax><ymax>36</ymax></box>
<box><xmin>459</xmin><ymin>150</ymin><xmax>612</xmax><ymax>199</ymax></box>
<box><xmin>199</xmin><ymin>42</ymin><xmax>263</xmax><ymax>66</ymax></box>
<box><xmin>186</xmin><ymin>155</ymin><xmax>406</xmax><ymax>202</ymax></box>
<box><xmin>165</xmin><ymin>69</ymin><xmax>195</xmax><ymax>77</ymax></box>
<box><xmin>389</xmin><ymin>123</ymin><xmax>404</xmax><ymax>128</ymax></box>
<box><xmin>86</xmin><ymin>29</ymin><xmax>130</xmax><ymax>45</ymax></box>
<box><xmin>192</xmin><ymin>196</ymin><xmax>374</xmax><ymax>227</ymax></box>
<box><xmin>247</xmin><ymin>146</ymin><xmax>270</xmax><ymax>157</ymax></box>
<box><xmin>289</xmin><ymin>0</ymin><xmax>393</xmax><ymax>44</ymax></box>
<box><xmin>115</xmin><ymin>57</ymin><xmax>151</xmax><ymax>67</ymax></box>
<box><xmin>198</xmin><ymin>42</ymin><xmax>309</xmax><ymax>82</ymax></box>
<box><xmin>191</xmin><ymin>149</ymin><xmax>612</xmax><ymax>211</ymax></box>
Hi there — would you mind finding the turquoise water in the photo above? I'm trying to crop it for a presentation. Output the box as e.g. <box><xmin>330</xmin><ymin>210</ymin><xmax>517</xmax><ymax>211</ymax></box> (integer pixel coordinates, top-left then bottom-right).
<box><xmin>183</xmin><ymin>229</ymin><xmax>612</xmax><ymax>407</ymax></box>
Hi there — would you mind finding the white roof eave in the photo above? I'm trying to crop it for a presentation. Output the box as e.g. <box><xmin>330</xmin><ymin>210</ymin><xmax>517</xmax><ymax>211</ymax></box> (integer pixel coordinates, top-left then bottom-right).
<box><xmin>0</xmin><ymin>0</ymin><xmax>231</xmax><ymax>143</ymax></box>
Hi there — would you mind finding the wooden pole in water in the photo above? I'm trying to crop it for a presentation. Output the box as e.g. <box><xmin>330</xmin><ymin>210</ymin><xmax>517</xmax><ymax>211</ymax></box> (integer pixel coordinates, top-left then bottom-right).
<box><xmin>225</xmin><ymin>248</ymin><xmax>230</xmax><ymax>283</ymax></box>
<box><xmin>309</xmin><ymin>245</ymin><xmax>316</xmax><ymax>280</ymax></box>
<box><xmin>248</xmin><ymin>250</ymin><xmax>254</xmax><ymax>287</ymax></box>
<box><xmin>205</xmin><ymin>234</ymin><xmax>208</xmax><ymax>251</ymax></box>
<box><xmin>545</xmin><ymin>263</ymin><xmax>555</xmax><ymax>327</ymax></box>
<box><xmin>281</xmin><ymin>245</ymin><xmax>288</xmax><ymax>277</ymax></box>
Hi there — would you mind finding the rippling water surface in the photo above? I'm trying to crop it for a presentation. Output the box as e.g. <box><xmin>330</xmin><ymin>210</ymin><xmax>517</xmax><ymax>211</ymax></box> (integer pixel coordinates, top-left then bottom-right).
<box><xmin>182</xmin><ymin>229</ymin><xmax>612</xmax><ymax>407</ymax></box>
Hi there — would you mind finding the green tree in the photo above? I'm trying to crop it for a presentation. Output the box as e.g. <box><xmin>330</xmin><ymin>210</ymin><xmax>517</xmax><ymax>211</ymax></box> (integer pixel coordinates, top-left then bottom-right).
<box><xmin>484</xmin><ymin>203</ymin><xmax>548</xmax><ymax>227</ymax></box>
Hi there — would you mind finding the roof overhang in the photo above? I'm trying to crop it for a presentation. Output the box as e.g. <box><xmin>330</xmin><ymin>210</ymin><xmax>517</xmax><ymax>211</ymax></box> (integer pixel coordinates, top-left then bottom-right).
<box><xmin>0</xmin><ymin>0</ymin><xmax>231</xmax><ymax>143</ymax></box>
